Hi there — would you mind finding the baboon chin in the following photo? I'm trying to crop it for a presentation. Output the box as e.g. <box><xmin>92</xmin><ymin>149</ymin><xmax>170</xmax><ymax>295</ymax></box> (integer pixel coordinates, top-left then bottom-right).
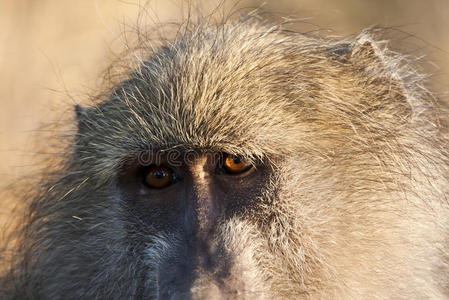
<box><xmin>1</xmin><ymin>14</ymin><xmax>448</xmax><ymax>300</ymax></box>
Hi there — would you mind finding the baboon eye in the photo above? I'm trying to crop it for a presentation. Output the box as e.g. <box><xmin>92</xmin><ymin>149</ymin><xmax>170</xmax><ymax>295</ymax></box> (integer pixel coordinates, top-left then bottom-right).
<box><xmin>143</xmin><ymin>165</ymin><xmax>176</xmax><ymax>189</ymax></box>
<box><xmin>223</xmin><ymin>154</ymin><xmax>252</xmax><ymax>174</ymax></box>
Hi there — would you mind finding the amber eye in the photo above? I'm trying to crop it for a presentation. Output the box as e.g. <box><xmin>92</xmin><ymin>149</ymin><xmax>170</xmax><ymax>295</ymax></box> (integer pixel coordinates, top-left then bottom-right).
<box><xmin>223</xmin><ymin>154</ymin><xmax>252</xmax><ymax>174</ymax></box>
<box><xmin>143</xmin><ymin>165</ymin><xmax>175</xmax><ymax>189</ymax></box>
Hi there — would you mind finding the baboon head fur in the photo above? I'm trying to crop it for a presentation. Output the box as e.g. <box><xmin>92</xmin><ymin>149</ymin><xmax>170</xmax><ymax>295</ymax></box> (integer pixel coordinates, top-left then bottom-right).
<box><xmin>1</xmin><ymin>16</ymin><xmax>448</xmax><ymax>299</ymax></box>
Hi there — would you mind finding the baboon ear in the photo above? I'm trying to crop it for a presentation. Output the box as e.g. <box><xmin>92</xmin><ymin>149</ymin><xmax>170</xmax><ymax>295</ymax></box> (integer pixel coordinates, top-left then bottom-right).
<box><xmin>328</xmin><ymin>33</ymin><xmax>384</xmax><ymax>65</ymax></box>
<box><xmin>347</xmin><ymin>33</ymin><xmax>413</xmax><ymax>119</ymax></box>
<box><xmin>75</xmin><ymin>104</ymin><xmax>86</xmax><ymax>121</ymax></box>
<box><xmin>349</xmin><ymin>33</ymin><xmax>386</xmax><ymax>67</ymax></box>
<box><xmin>351</xmin><ymin>36</ymin><xmax>380</xmax><ymax>57</ymax></box>
<box><xmin>74</xmin><ymin>104</ymin><xmax>97</xmax><ymax>148</ymax></box>
<box><xmin>74</xmin><ymin>104</ymin><xmax>91</xmax><ymax>133</ymax></box>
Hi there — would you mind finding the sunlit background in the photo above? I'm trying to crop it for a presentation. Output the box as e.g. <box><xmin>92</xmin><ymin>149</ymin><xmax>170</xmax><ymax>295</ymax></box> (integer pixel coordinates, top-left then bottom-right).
<box><xmin>1</xmin><ymin>0</ymin><xmax>449</xmax><ymax>223</ymax></box>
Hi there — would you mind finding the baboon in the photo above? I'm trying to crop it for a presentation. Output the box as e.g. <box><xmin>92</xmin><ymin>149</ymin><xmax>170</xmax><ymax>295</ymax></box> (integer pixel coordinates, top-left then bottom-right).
<box><xmin>1</xmin><ymin>15</ymin><xmax>448</xmax><ymax>299</ymax></box>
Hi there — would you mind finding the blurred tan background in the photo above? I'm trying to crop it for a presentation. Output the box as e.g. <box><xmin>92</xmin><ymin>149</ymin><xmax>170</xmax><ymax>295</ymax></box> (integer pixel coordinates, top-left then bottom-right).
<box><xmin>0</xmin><ymin>0</ymin><xmax>448</xmax><ymax>216</ymax></box>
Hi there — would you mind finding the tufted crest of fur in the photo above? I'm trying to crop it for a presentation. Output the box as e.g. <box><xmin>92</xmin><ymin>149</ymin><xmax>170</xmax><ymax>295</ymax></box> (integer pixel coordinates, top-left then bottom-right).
<box><xmin>1</xmin><ymin>15</ymin><xmax>448</xmax><ymax>299</ymax></box>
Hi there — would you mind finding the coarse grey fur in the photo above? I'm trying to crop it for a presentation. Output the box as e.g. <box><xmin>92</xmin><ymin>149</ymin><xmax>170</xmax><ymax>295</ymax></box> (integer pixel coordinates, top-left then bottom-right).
<box><xmin>1</xmin><ymin>14</ymin><xmax>448</xmax><ymax>299</ymax></box>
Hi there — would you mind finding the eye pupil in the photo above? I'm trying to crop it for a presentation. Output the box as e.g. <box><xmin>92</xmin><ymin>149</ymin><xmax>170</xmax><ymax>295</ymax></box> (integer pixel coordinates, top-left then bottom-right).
<box><xmin>155</xmin><ymin>170</ymin><xmax>165</xmax><ymax>179</ymax></box>
<box><xmin>233</xmin><ymin>156</ymin><xmax>241</xmax><ymax>164</ymax></box>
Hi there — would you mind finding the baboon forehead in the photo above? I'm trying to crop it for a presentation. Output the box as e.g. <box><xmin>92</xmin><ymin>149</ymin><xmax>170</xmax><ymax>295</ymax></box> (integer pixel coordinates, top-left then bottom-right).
<box><xmin>78</xmin><ymin>21</ymin><xmax>417</xmax><ymax>167</ymax></box>
<box><xmin>97</xmin><ymin>25</ymin><xmax>323</xmax><ymax>155</ymax></box>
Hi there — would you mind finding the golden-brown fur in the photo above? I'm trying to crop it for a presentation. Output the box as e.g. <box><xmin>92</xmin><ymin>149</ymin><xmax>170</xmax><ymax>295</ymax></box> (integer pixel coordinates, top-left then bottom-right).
<box><xmin>1</xmin><ymin>15</ymin><xmax>448</xmax><ymax>299</ymax></box>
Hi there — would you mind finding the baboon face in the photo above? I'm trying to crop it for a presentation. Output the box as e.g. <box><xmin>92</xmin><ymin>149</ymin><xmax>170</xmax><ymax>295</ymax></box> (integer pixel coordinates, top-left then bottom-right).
<box><xmin>3</xmin><ymin>19</ymin><xmax>448</xmax><ymax>300</ymax></box>
<box><xmin>118</xmin><ymin>151</ymin><xmax>273</xmax><ymax>296</ymax></box>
